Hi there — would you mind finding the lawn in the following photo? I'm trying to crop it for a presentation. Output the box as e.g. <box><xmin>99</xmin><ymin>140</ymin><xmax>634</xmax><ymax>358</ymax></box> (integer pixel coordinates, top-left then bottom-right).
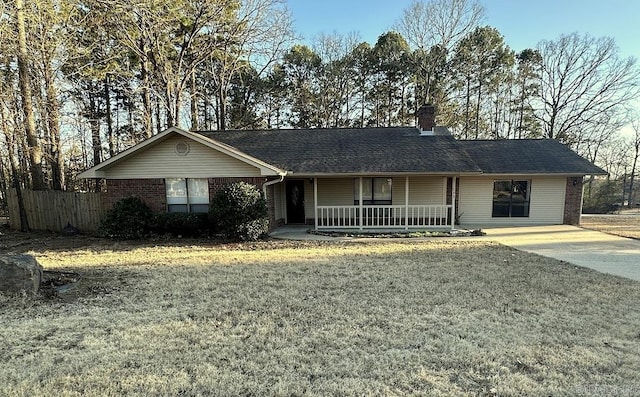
<box><xmin>1</xmin><ymin>234</ymin><xmax>640</xmax><ymax>396</ymax></box>
<box><xmin>581</xmin><ymin>211</ymin><xmax>640</xmax><ymax>240</ymax></box>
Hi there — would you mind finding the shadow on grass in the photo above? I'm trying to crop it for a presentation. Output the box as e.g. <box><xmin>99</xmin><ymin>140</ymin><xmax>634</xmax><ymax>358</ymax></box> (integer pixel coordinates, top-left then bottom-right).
<box><xmin>2</xmin><ymin>237</ymin><xmax>640</xmax><ymax>395</ymax></box>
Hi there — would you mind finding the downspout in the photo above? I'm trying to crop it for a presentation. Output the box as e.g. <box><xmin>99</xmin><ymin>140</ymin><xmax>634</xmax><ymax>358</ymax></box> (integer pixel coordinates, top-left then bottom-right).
<box><xmin>262</xmin><ymin>172</ymin><xmax>286</xmax><ymax>198</ymax></box>
<box><xmin>262</xmin><ymin>172</ymin><xmax>286</xmax><ymax>230</ymax></box>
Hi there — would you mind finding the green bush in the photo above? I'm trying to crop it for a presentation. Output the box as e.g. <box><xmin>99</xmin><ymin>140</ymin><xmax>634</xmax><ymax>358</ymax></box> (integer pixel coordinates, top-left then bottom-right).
<box><xmin>152</xmin><ymin>212</ymin><xmax>210</xmax><ymax>237</ymax></box>
<box><xmin>210</xmin><ymin>182</ymin><xmax>269</xmax><ymax>241</ymax></box>
<box><xmin>98</xmin><ymin>196</ymin><xmax>154</xmax><ymax>239</ymax></box>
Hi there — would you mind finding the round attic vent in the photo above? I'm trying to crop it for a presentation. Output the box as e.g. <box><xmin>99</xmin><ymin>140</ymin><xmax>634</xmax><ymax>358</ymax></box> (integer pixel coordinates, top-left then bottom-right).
<box><xmin>175</xmin><ymin>141</ymin><xmax>190</xmax><ymax>156</ymax></box>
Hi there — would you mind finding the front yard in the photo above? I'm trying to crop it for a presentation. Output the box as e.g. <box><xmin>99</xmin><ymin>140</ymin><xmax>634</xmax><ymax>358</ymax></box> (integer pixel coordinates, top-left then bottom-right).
<box><xmin>581</xmin><ymin>211</ymin><xmax>640</xmax><ymax>239</ymax></box>
<box><xmin>1</xmin><ymin>233</ymin><xmax>639</xmax><ymax>396</ymax></box>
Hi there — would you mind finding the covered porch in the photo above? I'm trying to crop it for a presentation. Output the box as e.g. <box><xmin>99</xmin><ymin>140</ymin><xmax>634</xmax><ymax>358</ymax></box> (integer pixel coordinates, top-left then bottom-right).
<box><xmin>276</xmin><ymin>175</ymin><xmax>459</xmax><ymax>231</ymax></box>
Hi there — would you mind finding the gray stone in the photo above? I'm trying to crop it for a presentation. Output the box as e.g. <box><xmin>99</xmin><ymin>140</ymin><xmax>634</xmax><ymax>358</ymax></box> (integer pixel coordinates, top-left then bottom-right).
<box><xmin>0</xmin><ymin>254</ymin><xmax>43</xmax><ymax>295</ymax></box>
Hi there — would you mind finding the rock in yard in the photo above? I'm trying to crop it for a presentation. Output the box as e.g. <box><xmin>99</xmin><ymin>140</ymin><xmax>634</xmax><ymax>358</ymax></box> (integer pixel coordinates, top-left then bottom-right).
<box><xmin>0</xmin><ymin>254</ymin><xmax>43</xmax><ymax>295</ymax></box>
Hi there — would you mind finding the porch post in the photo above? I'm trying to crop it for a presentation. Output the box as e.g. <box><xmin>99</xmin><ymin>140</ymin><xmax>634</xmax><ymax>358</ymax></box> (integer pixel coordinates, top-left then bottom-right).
<box><xmin>451</xmin><ymin>176</ymin><xmax>457</xmax><ymax>230</ymax></box>
<box><xmin>405</xmin><ymin>176</ymin><xmax>409</xmax><ymax>230</ymax></box>
<box><xmin>313</xmin><ymin>177</ymin><xmax>318</xmax><ymax>231</ymax></box>
<box><xmin>359</xmin><ymin>177</ymin><xmax>363</xmax><ymax>231</ymax></box>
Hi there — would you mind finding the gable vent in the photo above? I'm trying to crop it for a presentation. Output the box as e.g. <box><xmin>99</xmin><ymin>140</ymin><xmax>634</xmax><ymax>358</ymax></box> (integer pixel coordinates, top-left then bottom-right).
<box><xmin>175</xmin><ymin>141</ymin><xmax>190</xmax><ymax>156</ymax></box>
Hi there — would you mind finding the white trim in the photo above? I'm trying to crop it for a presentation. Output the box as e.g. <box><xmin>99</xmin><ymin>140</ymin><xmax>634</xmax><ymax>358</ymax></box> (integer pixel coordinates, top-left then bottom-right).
<box><xmin>404</xmin><ymin>176</ymin><xmax>409</xmax><ymax>230</ymax></box>
<box><xmin>451</xmin><ymin>176</ymin><xmax>457</xmax><ymax>230</ymax></box>
<box><xmin>313</xmin><ymin>178</ymin><xmax>318</xmax><ymax>230</ymax></box>
<box><xmin>78</xmin><ymin>127</ymin><xmax>285</xmax><ymax>179</ymax></box>
<box><xmin>358</xmin><ymin>177</ymin><xmax>363</xmax><ymax>231</ymax></box>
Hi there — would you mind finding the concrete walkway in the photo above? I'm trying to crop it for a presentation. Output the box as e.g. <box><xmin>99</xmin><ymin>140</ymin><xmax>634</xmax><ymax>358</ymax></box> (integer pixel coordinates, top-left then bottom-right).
<box><xmin>481</xmin><ymin>225</ymin><xmax>640</xmax><ymax>281</ymax></box>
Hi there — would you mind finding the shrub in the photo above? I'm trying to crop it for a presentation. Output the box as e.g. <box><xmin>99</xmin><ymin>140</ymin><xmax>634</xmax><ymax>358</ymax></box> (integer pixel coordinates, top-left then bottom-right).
<box><xmin>98</xmin><ymin>196</ymin><xmax>154</xmax><ymax>239</ymax></box>
<box><xmin>210</xmin><ymin>182</ymin><xmax>269</xmax><ymax>241</ymax></box>
<box><xmin>152</xmin><ymin>212</ymin><xmax>210</xmax><ymax>237</ymax></box>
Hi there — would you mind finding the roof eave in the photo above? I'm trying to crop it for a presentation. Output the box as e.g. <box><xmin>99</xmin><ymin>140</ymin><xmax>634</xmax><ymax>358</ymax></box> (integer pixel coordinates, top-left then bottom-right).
<box><xmin>285</xmin><ymin>171</ymin><xmax>483</xmax><ymax>177</ymax></box>
<box><xmin>77</xmin><ymin>127</ymin><xmax>286</xmax><ymax>179</ymax></box>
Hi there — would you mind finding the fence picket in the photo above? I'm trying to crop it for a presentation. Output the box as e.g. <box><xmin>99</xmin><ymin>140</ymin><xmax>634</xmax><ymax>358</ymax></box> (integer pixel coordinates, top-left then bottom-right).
<box><xmin>7</xmin><ymin>189</ymin><xmax>107</xmax><ymax>232</ymax></box>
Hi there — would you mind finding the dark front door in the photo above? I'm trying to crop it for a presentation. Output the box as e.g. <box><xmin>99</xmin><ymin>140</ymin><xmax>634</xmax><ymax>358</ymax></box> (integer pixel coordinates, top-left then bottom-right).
<box><xmin>286</xmin><ymin>180</ymin><xmax>306</xmax><ymax>224</ymax></box>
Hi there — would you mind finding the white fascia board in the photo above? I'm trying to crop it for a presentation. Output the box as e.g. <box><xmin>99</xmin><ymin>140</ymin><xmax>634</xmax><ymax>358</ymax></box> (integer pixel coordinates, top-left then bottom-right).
<box><xmin>78</xmin><ymin>127</ymin><xmax>285</xmax><ymax>178</ymax></box>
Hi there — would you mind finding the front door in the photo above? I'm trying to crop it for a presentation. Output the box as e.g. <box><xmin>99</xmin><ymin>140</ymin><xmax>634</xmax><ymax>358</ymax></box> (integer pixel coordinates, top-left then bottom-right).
<box><xmin>286</xmin><ymin>180</ymin><xmax>306</xmax><ymax>224</ymax></box>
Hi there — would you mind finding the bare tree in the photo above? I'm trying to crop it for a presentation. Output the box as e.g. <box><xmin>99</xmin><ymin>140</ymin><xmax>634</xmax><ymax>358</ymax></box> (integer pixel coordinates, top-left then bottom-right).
<box><xmin>628</xmin><ymin>119</ymin><xmax>640</xmax><ymax>206</ymax></box>
<box><xmin>536</xmin><ymin>33</ymin><xmax>640</xmax><ymax>146</ymax></box>
<box><xmin>14</xmin><ymin>0</ymin><xmax>46</xmax><ymax>190</ymax></box>
<box><xmin>396</xmin><ymin>0</ymin><xmax>484</xmax><ymax>52</ymax></box>
<box><xmin>205</xmin><ymin>0</ymin><xmax>294</xmax><ymax>130</ymax></box>
<box><xmin>312</xmin><ymin>32</ymin><xmax>361</xmax><ymax>127</ymax></box>
<box><xmin>395</xmin><ymin>0</ymin><xmax>484</xmax><ymax>109</ymax></box>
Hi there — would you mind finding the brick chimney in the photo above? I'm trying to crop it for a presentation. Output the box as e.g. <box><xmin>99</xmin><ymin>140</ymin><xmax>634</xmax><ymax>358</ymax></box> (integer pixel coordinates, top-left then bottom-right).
<box><xmin>416</xmin><ymin>104</ymin><xmax>436</xmax><ymax>132</ymax></box>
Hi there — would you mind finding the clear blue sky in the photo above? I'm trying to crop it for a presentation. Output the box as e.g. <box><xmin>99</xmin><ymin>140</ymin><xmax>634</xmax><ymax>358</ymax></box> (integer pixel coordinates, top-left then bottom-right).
<box><xmin>287</xmin><ymin>0</ymin><xmax>640</xmax><ymax>59</ymax></box>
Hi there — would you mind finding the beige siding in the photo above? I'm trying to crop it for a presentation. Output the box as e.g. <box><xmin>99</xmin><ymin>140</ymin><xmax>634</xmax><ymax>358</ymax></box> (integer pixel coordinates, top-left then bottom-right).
<box><xmin>317</xmin><ymin>178</ymin><xmax>354</xmax><ymax>206</ymax></box>
<box><xmin>313</xmin><ymin>176</ymin><xmax>447</xmax><ymax>207</ymax></box>
<box><xmin>274</xmin><ymin>183</ymin><xmax>285</xmax><ymax>220</ymax></box>
<box><xmin>407</xmin><ymin>176</ymin><xmax>445</xmax><ymax>205</ymax></box>
<box><xmin>458</xmin><ymin>176</ymin><xmax>566</xmax><ymax>226</ymax></box>
<box><xmin>103</xmin><ymin>136</ymin><xmax>261</xmax><ymax>178</ymax></box>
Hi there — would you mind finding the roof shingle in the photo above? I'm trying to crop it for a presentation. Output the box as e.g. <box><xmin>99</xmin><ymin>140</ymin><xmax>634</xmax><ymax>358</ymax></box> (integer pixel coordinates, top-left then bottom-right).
<box><xmin>196</xmin><ymin>128</ymin><xmax>605</xmax><ymax>176</ymax></box>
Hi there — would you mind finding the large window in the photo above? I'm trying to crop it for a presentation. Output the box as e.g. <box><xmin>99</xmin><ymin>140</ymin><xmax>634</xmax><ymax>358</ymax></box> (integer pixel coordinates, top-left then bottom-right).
<box><xmin>354</xmin><ymin>178</ymin><xmax>392</xmax><ymax>205</ymax></box>
<box><xmin>492</xmin><ymin>180</ymin><xmax>530</xmax><ymax>217</ymax></box>
<box><xmin>165</xmin><ymin>178</ymin><xmax>209</xmax><ymax>213</ymax></box>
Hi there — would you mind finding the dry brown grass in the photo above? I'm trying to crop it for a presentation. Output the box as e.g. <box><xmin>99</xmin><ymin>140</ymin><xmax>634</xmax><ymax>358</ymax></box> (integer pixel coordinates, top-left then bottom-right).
<box><xmin>581</xmin><ymin>212</ymin><xmax>640</xmax><ymax>239</ymax></box>
<box><xmin>1</xmin><ymin>234</ymin><xmax>640</xmax><ymax>396</ymax></box>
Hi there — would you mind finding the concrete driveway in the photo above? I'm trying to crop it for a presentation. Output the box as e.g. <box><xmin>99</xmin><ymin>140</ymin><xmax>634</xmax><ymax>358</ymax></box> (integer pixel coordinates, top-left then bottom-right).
<box><xmin>481</xmin><ymin>225</ymin><xmax>640</xmax><ymax>281</ymax></box>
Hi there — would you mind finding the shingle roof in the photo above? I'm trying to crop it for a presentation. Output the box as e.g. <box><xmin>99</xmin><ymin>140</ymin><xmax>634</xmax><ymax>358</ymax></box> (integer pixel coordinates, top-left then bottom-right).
<box><xmin>195</xmin><ymin>128</ymin><xmax>606</xmax><ymax>176</ymax></box>
<box><xmin>458</xmin><ymin>139</ymin><xmax>607</xmax><ymax>175</ymax></box>
<box><xmin>198</xmin><ymin>127</ymin><xmax>481</xmax><ymax>174</ymax></box>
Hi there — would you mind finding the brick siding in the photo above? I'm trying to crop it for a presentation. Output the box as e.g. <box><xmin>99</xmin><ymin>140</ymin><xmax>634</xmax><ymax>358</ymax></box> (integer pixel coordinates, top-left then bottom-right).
<box><xmin>106</xmin><ymin>177</ymin><xmax>281</xmax><ymax>231</ymax></box>
<box><xmin>563</xmin><ymin>177</ymin><xmax>583</xmax><ymax>225</ymax></box>
<box><xmin>105</xmin><ymin>179</ymin><xmax>167</xmax><ymax>212</ymax></box>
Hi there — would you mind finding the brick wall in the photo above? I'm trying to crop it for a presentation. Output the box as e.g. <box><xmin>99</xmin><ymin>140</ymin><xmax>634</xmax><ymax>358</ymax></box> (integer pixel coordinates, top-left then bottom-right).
<box><xmin>106</xmin><ymin>177</ymin><xmax>281</xmax><ymax>230</ymax></box>
<box><xmin>105</xmin><ymin>179</ymin><xmax>166</xmax><ymax>212</ymax></box>
<box><xmin>563</xmin><ymin>176</ymin><xmax>583</xmax><ymax>225</ymax></box>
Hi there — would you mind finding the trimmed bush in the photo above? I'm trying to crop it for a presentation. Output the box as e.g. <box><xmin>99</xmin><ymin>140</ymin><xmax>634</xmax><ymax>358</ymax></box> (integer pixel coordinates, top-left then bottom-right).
<box><xmin>152</xmin><ymin>212</ymin><xmax>210</xmax><ymax>237</ymax></box>
<box><xmin>98</xmin><ymin>196</ymin><xmax>154</xmax><ymax>239</ymax></box>
<box><xmin>210</xmin><ymin>182</ymin><xmax>269</xmax><ymax>241</ymax></box>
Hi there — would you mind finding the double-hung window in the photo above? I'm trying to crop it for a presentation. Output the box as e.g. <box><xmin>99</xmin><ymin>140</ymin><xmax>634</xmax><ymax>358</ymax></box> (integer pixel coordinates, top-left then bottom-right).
<box><xmin>492</xmin><ymin>180</ymin><xmax>530</xmax><ymax>217</ymax></box>
<box><xmin>165</xmin><ymin>178</ymin><xmax>209</xmax><ymax>213</ymax></box>
<box><xmin>353</xmin><ymin>178</ymin><xmax>392</xmax><ymax>205</ymax></box>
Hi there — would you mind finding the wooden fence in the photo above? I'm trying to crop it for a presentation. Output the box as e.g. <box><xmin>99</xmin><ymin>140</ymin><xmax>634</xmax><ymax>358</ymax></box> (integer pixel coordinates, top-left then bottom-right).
<box><xmin>7</xmin><ymin>189</ymin><xmax>107</xmax><ymax>232</ymax></box>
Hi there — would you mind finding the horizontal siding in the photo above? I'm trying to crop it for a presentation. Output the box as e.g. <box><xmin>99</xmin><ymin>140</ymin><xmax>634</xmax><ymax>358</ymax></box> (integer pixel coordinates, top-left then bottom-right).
<box><xmin>315</xmin><ymin>177</ymin><xmax>446</xmax><ymax>206</ymax></box>
<box><xmin>103</xmin><ymin>136</ymin><xmax>262</xmax><ymax>178</ymax></box>
<box><xmin>274</xmin><ymin>183</ymin><xmax>285</xmax><ymax>220</ymax></box>
<box><xmin>317</xmin><ymin>178</ymin><xmax>354</xmax><ymax>206</ymax></box>
<box><xmin>458</xmin><ymin>176</ymin><xmax>566</xmax><ymax>226</ymax></box>
<box><xmin>407</xmin><ymin>176</ymin><xmax>445</xmax><ymax>205</ymax></box>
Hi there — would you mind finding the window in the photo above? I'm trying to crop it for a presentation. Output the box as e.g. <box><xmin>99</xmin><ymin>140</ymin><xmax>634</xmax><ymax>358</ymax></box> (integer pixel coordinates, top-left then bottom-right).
<box><xmin>492</xmin><ymin>180</ymin><xmax>530</xmax><ymax>217</ymax></box>
<box><xmin>165</xmin><ymin>178</ymin><xmax>209</xmax><ymax>213</ymax></box>
<box><xmin>354</xmin><ymin>178</ymin><xmax>392</xmax><ymax>205</ymax></box>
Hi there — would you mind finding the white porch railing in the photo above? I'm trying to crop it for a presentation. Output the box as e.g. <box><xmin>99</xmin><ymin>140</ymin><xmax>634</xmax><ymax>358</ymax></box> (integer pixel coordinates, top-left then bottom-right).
<box><xmin>316</xmin><ymin>205</ymin><xmax>452</xmax><ymax>229</ymax></box>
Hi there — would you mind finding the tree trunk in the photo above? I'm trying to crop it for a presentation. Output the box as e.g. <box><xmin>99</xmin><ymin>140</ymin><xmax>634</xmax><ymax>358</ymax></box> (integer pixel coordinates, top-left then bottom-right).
<box><xmin>140</xmin><ymin>49</ymin><xmax>153</xmax><ymax>138</ymax></box>
<box><xmin>105</xmin><ymin>75</ymin><xmax>115</xmax><ymax>157</ymax></box>
<box><xmin>1</xmin><ymin>105</ymin><xmax>29</xmax><ymax>231</ymax></box>
<box><xmin>218</xmin><ymin>84</ymin><xmax>226</xmax><ymax>131</ymax></box>
<box><xmin>88</xmin><ymin>94</ymin><xmax>102</xmax><ymax>192</ymax></box>
<box><xmin>628</xmin><ymin>146</ymin><xmax>638</xmax><ymax>206</ymax></box>
<box><xmin>475</xmin><ymin>79</ymin><xmax>482</xmax><ymax>139</ymax></box>
<box><xmin>43</xmin><ymin>60</ymin><xmax>64</xmax><ymax>190</ymax></box>
<box><xmin>464</xmin><ymin>77</ymin><xmax>471</xmax><ymax>140</ymax></box>
<box><xmin>15</xmin><ymin>0</ymin><xmax>46</xmax><ymax>190</ymax></box>
<box><xmin>190</xmin><ymin>71</ymin><xmax>198</xmax><ymax>130</ymax></box>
